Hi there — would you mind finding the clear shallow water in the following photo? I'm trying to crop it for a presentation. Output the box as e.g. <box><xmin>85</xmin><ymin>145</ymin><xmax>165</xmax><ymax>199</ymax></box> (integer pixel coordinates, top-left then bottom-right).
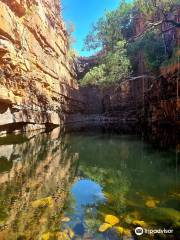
<box><xmin>0</xmin><ymin>127</ymin><xmax>179</xmax><ymax>239</ymax></box>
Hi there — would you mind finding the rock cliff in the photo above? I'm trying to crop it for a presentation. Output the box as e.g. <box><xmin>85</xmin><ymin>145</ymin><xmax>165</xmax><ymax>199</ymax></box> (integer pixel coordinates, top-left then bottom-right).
<box><xmin>0</xmin><ymin>0</ymin><xmax>84</xmax><ymax>134</ymax></box>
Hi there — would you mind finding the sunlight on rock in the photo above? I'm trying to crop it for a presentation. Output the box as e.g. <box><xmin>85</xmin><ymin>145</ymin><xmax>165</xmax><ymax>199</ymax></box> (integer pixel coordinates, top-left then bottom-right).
<box><xmin>98</xmin><ymin>223</ymin><xmax>112</xmax><ymax>232</ymax></box>
<box><xmin>32</xmin><ymin>197</ymin><xmax>53</xmax><ymax>208</ymax></box>
<box><xmin>105</xmin><ymin>214</ymin><xmax>119</xmax><ymax>225</ymax></box>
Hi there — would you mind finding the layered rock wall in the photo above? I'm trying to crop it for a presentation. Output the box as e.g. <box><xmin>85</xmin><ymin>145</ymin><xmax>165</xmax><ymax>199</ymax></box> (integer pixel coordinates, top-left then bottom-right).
<box><xmin>0</xmin><ymin>0</ymin><xmax>84</xmax><ymax>134</ymax></box>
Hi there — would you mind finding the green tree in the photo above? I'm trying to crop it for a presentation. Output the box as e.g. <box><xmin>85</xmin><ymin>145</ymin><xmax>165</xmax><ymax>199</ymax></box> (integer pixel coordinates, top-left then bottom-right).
<box><xmin>128</xmin><ymin>30</ymin><xmax>167</xmax><ymax>72</ymax></box>
<box><xmin>84</xmin><ymin>1</ymin><xmax>134</xmax><ymax>51</ymax></box>
<box><xmin>81</xmin><ymin>0</ymin><xmax>178</xmax><ymax>86</ymax></box>
<box><xmin>80</xmin><ymin>41</ymin><xmax>131</xmax><ymax>86</ymax></box>
<box><xmin>135</xmin><ymin>0</ymin><xmax>180</xmax><ymax>30</ymax></box>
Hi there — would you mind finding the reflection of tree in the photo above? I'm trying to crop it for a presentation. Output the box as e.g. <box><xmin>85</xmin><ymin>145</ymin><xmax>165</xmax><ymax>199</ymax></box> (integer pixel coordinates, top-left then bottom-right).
<box><xmin>0</xmin><ymin>128</ymin><xmax>79</xmax><ymax>240</ymax></box>
<box><xmin>79</xmin><ymin>165</ymin><xmax>130</xmax><ymax>220</ymax></box>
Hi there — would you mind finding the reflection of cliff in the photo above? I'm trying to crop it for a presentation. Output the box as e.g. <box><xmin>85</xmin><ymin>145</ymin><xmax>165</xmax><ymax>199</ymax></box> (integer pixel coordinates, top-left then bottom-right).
<box><xmin>0</xmin><ymin>128</ymin><xmax>78</xmax><ymax>240</ymax></box>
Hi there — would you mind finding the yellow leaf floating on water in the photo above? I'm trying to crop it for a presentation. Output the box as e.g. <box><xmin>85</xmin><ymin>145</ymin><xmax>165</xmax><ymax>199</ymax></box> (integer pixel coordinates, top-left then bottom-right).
<box><xmin>145</xmin><ymin>199</ymin><xmax>159</xmax><ymax>208</ymax></box>
<box><xmin>32</xmin><ymin>197</ymin><xmax>53</xmax><ymax>208</ymax></box>
<box><xmin>132</xmin><ymin>220</ymin><xmax>147</xmax><ymax>227</ymax></box>
<box><xmin>114</xmin><ymin>226</ymin><xmax>124</xmax><ymax>234</ymax></box>
<box><xmin>105</xmin><ymin>215</ymin><xmax>119</xmax><ymax>225</ymax></box>
<box><xmin>114</xmin><ymin>226</ymin><xmax>132</xmax><ymax>237</ymax></box>
<box><xmin>99</xmin><ymin>223</ymin><xmax>112</xmax><ymax>232</ymax></box>
<box><xmin>41</xmin><ymin>232</ymin><xmax>53</xmax><ymax>240</ymax></box>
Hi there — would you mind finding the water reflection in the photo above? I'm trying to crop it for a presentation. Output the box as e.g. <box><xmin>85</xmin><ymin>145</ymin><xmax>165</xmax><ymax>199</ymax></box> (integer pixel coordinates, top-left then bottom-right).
<box><xmin>0</xmin><ymin>125</ymin><xmax>179</xmax><ymax>240</ymax></box>
<box><xmin>0</xmin><ymin>128</ymin><xmax>78</xmax><ymax>240</ymax></box>
<box><xmin>62</xmin><ymin>128</ymin><xmax>179</xmax><ymax>239</ymax></box>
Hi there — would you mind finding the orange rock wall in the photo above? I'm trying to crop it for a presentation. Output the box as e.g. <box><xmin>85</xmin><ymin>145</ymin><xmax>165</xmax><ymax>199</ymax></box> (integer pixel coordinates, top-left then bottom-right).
<box><xmin>0</xmin><ymin>0</ymin><xmax>84</xmax><ymax>133</ymax></box>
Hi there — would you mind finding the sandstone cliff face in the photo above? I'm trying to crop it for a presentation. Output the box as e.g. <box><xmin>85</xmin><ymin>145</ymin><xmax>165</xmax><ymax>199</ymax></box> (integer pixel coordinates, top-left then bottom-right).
<box><xmin>0</xmin><ymin>0</ymin><xmax>84</xmax><ymax>134</ymax></box>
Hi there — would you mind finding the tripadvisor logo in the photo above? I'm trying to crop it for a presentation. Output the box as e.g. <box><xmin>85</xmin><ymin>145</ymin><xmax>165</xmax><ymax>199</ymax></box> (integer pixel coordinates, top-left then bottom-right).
<box><xmin>135</xmin><ymin>227</ymin><xmax>174</xmax><ymax>236</ymax></box>
<box><xmin>135</xmin><ymin>227</ymin><xmax>143</xmax><ymax>236</ymax></box>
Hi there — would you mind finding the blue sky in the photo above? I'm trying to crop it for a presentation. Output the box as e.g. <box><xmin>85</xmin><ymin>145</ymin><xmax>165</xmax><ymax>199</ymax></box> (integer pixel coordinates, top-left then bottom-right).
<box><xmin>62</xmin><ymin>0</ymin><xmax>120</xmax><ymax>56</ymax></box>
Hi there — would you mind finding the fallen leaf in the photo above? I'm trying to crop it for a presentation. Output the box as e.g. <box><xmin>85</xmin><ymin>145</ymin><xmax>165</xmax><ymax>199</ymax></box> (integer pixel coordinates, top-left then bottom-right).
<box><xmin>114</xmin><ymin>226</ymin><xmax>124</xmax><ymax>234</ymax></box>
<box><xmin>132</xmin><ymin>220</ymin><xmax>147</xmax><ymax>227</ymax></box>
<box><xmin>99</xmin><ymin>223</ymin><xmax>112</xmax><ymax>232</ymax></box>
<box><xmin>105</xmin><ymin>215</ymin><xmax>119</xmax><ymax>225</ymax></box>
<box><xmin>32</xmin><ymin>197</ymin><xmax>53</xmax><ymax>208</ymax></box>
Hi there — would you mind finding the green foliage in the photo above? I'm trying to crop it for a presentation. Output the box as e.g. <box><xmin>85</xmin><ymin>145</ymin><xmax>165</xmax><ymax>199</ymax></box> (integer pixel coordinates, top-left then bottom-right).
<box><xmin>81</xmin><ymin>0</ymin><xmax>178</xmax><ymax>86</ymax></box>
<box><xmin>162</xmin><ymin>47</ymin><xmax>180</xmax><ymax>67</ymax></box>
<box><xmin>84</xmin><ymin>1</ymin><xmax>134</xmax><ymax>51</ymax></box>
<box><xmin>80</xmin><ymin>41</ymin><xmax>131</xmax><ymax>86</ymax></box>
<box><xmin>135</xmin><ymin>0</ymin><xmax>179</xmax><ymax>16</ymax></box>
<box><xmin>128</xmin><ymin>31</ymin><xmax>166</xmax><ymax>71</ymax></box>
<box><xmin>80</xmin><ymin>64</ymin><xmax>106</xmax><ymax>86</ymax></box>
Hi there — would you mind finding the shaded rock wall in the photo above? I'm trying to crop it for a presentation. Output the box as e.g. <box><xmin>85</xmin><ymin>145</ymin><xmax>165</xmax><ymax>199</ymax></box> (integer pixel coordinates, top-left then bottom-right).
<box><xmin>0</xmin><ymin>0</ymin><xmax>84</xmax><ymax>134</ymax></box>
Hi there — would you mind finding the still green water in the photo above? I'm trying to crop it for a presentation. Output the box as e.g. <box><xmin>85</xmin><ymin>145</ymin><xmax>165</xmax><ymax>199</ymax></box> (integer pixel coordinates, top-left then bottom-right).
<box><xmin>0</xmin><ymin>127</ymin><xmax>179</xmax><ymax>240</ymax></box>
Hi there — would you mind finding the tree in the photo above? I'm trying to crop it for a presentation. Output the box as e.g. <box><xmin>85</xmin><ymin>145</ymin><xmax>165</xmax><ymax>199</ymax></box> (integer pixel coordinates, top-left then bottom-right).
<box><xmin>80</xmin><ymin>41</ymin><xmax>131</xmax><ymax>86</ymax></box>
<box><xmin>132</xmin><ymin>0</ymin><xmax>180</xmax><ymax>61</ymax></box>
<box><xmin>81</xmin><ymin>0</ymin><xmax>179</xmax><ymax>86</ymax></box>
<box><xmin>134</xmin><ymin>0</ymin><xmax>180</xmax><ymax>36</ymax></box>
<box><xmin>128</xmin><ymin>30</ymin><xmax>167</xmax><ymax>72</ymax></box>
<box><xmin>84</xmin><ymin>1</ymin><xmax>134</xmax><ymax>51</ymax></box>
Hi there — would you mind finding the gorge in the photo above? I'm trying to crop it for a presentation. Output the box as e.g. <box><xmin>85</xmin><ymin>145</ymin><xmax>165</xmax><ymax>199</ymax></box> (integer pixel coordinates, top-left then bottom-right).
<box><xmin>0</xmin><ymin>0</ymin><xmax>179</xmax><ymax>135</ymax></box>
<box><xmin>0</xmin><ymin>0</ymin><xmax>179</xmax><ymax>240</ymax></box>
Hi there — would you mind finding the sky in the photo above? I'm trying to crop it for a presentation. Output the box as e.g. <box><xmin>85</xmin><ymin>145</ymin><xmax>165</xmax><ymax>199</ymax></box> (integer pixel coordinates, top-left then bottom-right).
<box><xmin>62</xmin><ymin>0</ymin><xmax>120</xmax><ymax>56</ymax></box>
